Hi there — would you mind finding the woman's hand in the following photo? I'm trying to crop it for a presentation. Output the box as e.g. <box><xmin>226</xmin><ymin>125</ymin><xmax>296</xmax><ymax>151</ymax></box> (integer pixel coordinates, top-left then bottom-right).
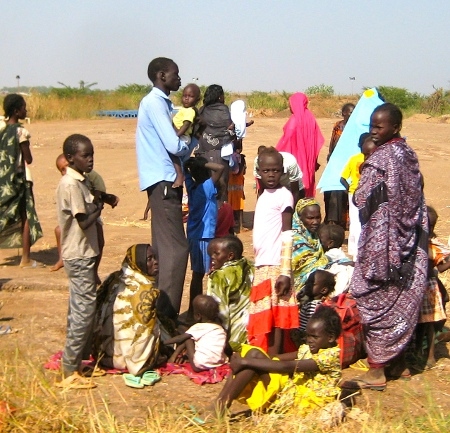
<box><xmin>275</xmin><ymin>275</ymin><xmax>291</xmax><ymax>297</ymax></box>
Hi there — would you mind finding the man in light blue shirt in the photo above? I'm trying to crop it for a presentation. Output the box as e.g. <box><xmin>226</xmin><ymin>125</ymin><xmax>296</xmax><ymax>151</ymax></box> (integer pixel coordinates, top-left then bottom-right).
<box><xmin>136</xmin><ymin>57</ymin><xmax>195</xmax><ymax>320</ymax></box>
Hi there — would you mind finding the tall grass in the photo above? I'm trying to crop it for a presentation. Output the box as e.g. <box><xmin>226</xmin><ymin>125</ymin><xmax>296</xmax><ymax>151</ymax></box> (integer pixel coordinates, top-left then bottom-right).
<box><xmin>1</xmin><ymin>86</ymin><xmax>449</xmax><ymax>122</ymax></box>
<box><xmin>1</xmin><ymin>349</ymin><xmax>450</xmax><ymax>432</ymax></box>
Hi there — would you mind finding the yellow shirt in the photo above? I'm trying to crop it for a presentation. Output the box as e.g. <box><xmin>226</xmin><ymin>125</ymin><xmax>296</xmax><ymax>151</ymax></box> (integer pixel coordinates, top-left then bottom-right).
<box><xmin>341</xmin><ymin>153</ymin><xmax>364</xmax><ymax>194</ymax></box>
<box><xmin>173</xmin><ymin>107</ymin><xmax>196</xmax><ymax>136</ymax></box>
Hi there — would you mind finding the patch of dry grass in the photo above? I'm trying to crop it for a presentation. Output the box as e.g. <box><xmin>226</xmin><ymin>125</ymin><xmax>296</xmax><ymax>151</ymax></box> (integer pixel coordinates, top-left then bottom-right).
<box><xmin>1</xmin><ymin>349</ymin><xmax>450</xmax><ymax>432</ymax></box>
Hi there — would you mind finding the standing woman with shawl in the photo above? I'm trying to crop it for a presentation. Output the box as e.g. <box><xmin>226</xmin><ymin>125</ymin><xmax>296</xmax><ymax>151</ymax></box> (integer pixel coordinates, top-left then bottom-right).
<box><xmin>196</xmin><ymin>85</ymin><xmax>235</xmax><ymax>200</ymax></box>
<box><xmin>0</xmin><ymin>94</ymin><xmax>42</xmax><ymax>266</ymax></box>
<box><xmin>92</xmin><ymin>244</ymin><xmax>167</xmax><ymax>377</ymax></box>
<box><xmin>344</xmin><ymin>103</ymin><xmax>428</xmax><ymax>391</ymax></box>
<box><xmin>291</xmin><ymin>198</ymin><xmax>328</xmax><ymax>294</ymax></box>
<box><xmin>276</xmin><ymin>93</ymin><xmax>324</xmax><ymax>197</ymax></box>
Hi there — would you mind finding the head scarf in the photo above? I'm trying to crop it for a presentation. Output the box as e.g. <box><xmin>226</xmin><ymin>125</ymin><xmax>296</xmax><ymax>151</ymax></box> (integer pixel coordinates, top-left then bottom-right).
<box><xmin>124</xmin><ymin>243</ymin><xmax>149</xmax><ymax>275</ymax></box>
<box><xmin>230</xmin><ymin>100</ymin><xmax>247</xmax><ymax>139</ymax></box>
<box><xmin>276</xmin><ymin>93</ymin><xmax>324</xmax><ymax>196</ymax></box>
<box><xmin>291</xmin><ymin>198</ymin><xmax>328</xmax><ymax>293</ymax></box>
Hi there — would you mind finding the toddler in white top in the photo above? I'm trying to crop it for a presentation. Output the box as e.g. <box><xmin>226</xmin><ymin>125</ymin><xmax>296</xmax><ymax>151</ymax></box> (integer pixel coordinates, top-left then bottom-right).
<box><xmin>164</xmin><ymin>295</ymin><xmax>227</xmax><ymax>371</ymax></box>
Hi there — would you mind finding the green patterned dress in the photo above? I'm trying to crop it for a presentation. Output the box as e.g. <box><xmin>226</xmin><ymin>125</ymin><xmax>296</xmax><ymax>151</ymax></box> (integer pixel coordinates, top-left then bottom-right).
<box><xmin>207</xmin><ymin>257</ymin><xmax>254</xmax><ymax>352</ymax></box>
<box><xmin>0</xmin><ymin>123</ymin><xmax>42</xmax><ymax>248</ymax></box>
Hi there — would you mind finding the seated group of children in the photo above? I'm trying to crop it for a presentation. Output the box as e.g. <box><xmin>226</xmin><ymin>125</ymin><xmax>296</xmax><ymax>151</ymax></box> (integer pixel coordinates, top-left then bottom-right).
<box><xmin>159</xmin><ymin>225</ymin><xmax>352</xmax><ymax>419</ymax></box>
<box><xmin>162</xmin><ymin>203</ymin><xmax>450</xmax><ymax>420</ymax></box>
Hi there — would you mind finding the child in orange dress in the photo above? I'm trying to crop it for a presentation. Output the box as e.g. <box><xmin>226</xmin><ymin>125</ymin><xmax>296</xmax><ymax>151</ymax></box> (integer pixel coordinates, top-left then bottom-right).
<box><xmin>416</xmin><ymin>206</ymin><xmax>450</xmax><ymax>368</ymax></box>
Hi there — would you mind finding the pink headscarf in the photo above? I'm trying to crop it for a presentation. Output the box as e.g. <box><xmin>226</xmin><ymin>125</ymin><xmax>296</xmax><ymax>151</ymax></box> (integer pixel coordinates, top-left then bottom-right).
<box><xmin>276</xmin><ymin>93</ymin><xmax>324</xmax><ymax>197</ymax></box>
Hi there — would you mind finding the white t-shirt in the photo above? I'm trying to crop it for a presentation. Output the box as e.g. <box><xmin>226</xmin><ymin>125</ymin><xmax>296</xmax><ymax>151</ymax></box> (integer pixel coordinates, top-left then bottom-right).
<box><xmin>186</xmin><ymin>322</ymin><xmax>227</xmax><ymax>369</ymax></box>
<box><xmin>253</xmin><ymin>187</ymin><xmax>294</xmax><ymax>267</ymax></box>
<box><xmin>254</xmin><ymin>151</ymin><xmax>304</xmax><ymax>190</ymax></box>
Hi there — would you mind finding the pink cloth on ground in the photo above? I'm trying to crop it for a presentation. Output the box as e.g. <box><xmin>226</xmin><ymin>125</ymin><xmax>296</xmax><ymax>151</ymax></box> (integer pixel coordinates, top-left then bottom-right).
<box><xmin>43</xmin><ymin>350</ymin><xmax>127</xmax><ymax>374</ymax></box>
<box><xmin>158</xmin><ymin>362</ymin><xmax>231</xmax><ymax>385</ymax></box>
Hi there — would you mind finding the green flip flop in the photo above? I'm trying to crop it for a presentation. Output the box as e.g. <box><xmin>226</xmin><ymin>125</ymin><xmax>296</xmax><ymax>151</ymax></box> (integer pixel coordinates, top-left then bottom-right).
<box><xmin>122</xmin><ymin>373</ymin><xmax>144</xmax><ymax>389</ymax></box>
<box><xmin>141</xmin><ymin>370</ymin><xmax>161</xmax><ymax>386</ymax></box>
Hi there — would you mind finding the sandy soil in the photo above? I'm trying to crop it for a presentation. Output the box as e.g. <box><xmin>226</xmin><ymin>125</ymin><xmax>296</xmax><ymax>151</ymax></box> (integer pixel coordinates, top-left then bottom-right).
<box><xmin>1</xmin><ymin>115</ymin><xmax>450</xmax><ymax>426</ymax></box>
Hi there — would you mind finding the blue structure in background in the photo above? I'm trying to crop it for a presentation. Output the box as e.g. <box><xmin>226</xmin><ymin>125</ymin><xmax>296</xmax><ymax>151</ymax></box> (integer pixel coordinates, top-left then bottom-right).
<box><xmin>317</xmin><ymin>88</ymin><xmax>384</xmax><ymax>193</ymax></box>
<box><xmin>97</xmin><ymin>107</ymin><xmax>179</xmax><ymax>118</ymax></box>
<box><xmin>97</xmin><ymin>110</ymin><xmax>138</xmax><ymax>118</ymax></box>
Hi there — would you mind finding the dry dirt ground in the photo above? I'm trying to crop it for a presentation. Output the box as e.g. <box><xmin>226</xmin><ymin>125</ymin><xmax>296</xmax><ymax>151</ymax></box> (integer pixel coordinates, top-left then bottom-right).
<box><xmin>1</xmin><ymin>115</ymin><xmax>450</xmax><ymax>427</ymax></box>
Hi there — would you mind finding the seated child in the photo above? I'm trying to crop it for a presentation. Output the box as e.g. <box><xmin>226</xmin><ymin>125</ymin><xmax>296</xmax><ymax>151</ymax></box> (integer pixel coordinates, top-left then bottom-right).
<box><xmin>416</xmin><ymin>206</ymin><xmax>450</xmax><ymax>369</ymax></box>
<box><xmin>170</xmin><ymin>83</ymin><xmax>201</xmax><ymax>188</ymax></box>
<box><xmin>212</xmin><ymin>306</ymin><xmax>342</xmax><ymax>417</ymax></box>
<box><xmin>207</xmin><ymin>236</ymin><xmax>254</xmax><ymax>353</ymax></box>
<box><xmin>318</xmin><ymin>224</ymin><xmax>354</xmax><ymax>296</ymax></box>
<box><xmin>298</xmin><ymin>270</ymin><xmax>335</xmax><ymax>332</ymax></box>
<box><xmin>51</xmin><ymin>154</ymin><xmax>119</xmax><ymax>284</ymax></box>
<box><xmin>164</xmin><ymin>295</ymin><xmax>227</xmax><ymax>372</ymax></box>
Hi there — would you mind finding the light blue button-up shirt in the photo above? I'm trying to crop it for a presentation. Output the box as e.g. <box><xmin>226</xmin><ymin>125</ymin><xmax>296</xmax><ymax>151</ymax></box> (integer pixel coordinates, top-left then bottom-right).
<box><xmin>136</xmin><ymin>87</ymin><xmax>195</xmax><ymax>191</ymax></box>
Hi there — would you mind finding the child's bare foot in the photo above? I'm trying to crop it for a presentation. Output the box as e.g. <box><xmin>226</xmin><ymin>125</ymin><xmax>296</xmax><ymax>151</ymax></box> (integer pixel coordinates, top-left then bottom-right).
<box><xmin>50</xmin><ymin>260</ymin><xmax>64</xmax><ymax>272</ymax></box>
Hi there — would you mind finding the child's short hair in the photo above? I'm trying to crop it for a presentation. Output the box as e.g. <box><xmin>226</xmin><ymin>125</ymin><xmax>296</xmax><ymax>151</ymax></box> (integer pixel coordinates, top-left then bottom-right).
<box><xmin>221</xmin><ymin>235</ymin><xmax>243</xmax><ymax>259</ymax></box>
<box><xmin>184</xmin><ymin>156</ymin><xmax>209</xmax><ymax>183</ymax></box>
<box><xmin>257</xmin><ymin>146</ymin><xmax>283</xmax><ymax>166</ymax></box>
<box><xmin>203</xmin><ymin>84</ymin><xmax>224</xmax><ymax>106</ymax></box>
<box><xmin>193</xmin><ymin>295</ymin><xmax>219</xmax><ymax>322</ymax></box>
<box><xmin>319</xmin><ymin>224</ymin><xmax>345</xmax><ymax>248</ymax></box>
<box><xmin>3</xmin><ymin>94</ymin><xmax>25</xmax><ymax>118</ymax></box>
<box><xmin>147</xmin><ymin>57</ymin><xmax>174</xmax><ymax>82</ymax></box>
<box><xmin>341</xmin><ymin>103</ymin><xmax>355</xmax><ymax>114</ymax></box>
<box><xmin>63</xmin><ymin>134</ymin><xmax>91</xmax><ymax>159</ymax></box>
<box><xmin>315</xmin><ymin>269</ymin><xmax>336</xmax><ymax>293</ymax></box>
<box><xmin>310</xmin><ymin>305</ymin><xmax>342</xmax><ymax>338</ymax></box>
<box><xmin>357</xmin><ymin>132</ymin><xmax>371</xmax><ymax>149</ymax></box>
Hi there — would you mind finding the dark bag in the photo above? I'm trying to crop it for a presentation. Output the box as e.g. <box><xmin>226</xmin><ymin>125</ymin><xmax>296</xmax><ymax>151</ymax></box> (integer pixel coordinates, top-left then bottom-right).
<box><xmin>323</xmin><ymin>292</ymin><xmax>365</xmax><ymax>368</ymax></box>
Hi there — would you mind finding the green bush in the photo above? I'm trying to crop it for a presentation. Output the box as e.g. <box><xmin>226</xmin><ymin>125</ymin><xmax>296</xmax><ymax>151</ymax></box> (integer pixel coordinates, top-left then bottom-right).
<box><xmin>305</xmin><ymin>84</ymin><xmax>334</xmax><ymax>96</ymax></box>
<box><xmin>247</xmin><ymin>91</ymin><xmax>290</xmax><ymax>111</ymax></box>
<box><xmin>377</xmin><ymin>86</ymin><xmax>423</xmax><ymax>110</ymax></box>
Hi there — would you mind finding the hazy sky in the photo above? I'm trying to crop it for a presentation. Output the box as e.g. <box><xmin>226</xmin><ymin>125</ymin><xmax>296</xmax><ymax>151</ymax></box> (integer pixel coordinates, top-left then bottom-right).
<box><xmin>2</xmin><ymin>0</ymin><xmax>449</xmax><ymax>95</ymax></box>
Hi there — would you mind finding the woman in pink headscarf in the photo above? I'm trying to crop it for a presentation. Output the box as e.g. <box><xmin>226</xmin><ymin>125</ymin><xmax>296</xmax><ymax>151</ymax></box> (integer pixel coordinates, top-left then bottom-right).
<box><xmin>276</xmin><ymin>93</ymin><xmax>324</xmax><ymax>197</ymax></box>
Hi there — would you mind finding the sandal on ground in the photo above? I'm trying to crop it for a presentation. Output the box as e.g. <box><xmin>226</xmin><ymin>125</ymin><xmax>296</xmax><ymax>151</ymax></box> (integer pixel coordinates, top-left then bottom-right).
<box><xmin>349</xmin><ymin>359</ymin><xmax>369</xmax><ymax>371</ymax></box>
<box><xmin>141</xmin><ymin>370</ymin><xmax>161</xmax><ymax>386</ymax></box>
<box><xmin>0</xmin><ymin>326</ymin><xmax>17</xmax><ymax>335</ymax></box>
<box><xmin>341</xmin><ymin>378</ymin><xmax>386</xmax><ymax>392</ymax></box>
<box><xmin>20</xmin><ymin>260</ymin><xmax>46</xmax><ymax>269</ymax></box>
<box><xmin>80</xmin><ymin>365</ymin><xmax>106</xmax><ymax>377</ymax></box>
<box><xmin>55</xmin><ymin>372</ymin><xmax>96</xmax><ymax>390</ymax></box>
<box><xmin>122</xmin><ymin>373</ymin><xmax>144</xmax><ymax>389</ymax></box>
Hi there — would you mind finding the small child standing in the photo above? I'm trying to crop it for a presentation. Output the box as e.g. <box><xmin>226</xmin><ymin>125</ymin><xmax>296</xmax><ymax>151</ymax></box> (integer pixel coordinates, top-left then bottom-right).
<box><xmin>184</xmin><ymin>157</ymin><xmax>224</xmax><ymax>317</ymax></box>
<box><xmin>164</xmin><ymin>295</ymin><xmax>227</xmax><ymax>371</ymax></box>
<box><xmin>318</xmin><ymin>224</ymin><xmax>354</xmax><ymax>296</ymax></box>
<box><xmin>298</xmin><ymin>270</ymin><xmax>335</xmax><ymax>332</ymax></box>
<box><xmin>248</xmin><ymin>147</ymin><xmax>299</xmax><ymax>355</ymax></box>
<box><xmin>55</xmin><ymin>134</ymin><xmax>104</xmax><ymax>389</ymax></box>
<box><xmin>227</xmin><ymin>141</ymin><xmax>247</xmax><ymax>233</ymax></box>
<box><xmin>416</xmin><ymin>206</ymin><xmax>450</xmax><ymax>369</ymax></box>
<box><xmin>207</xmin><ymin>236</ymin><xmax>254</xmax><ymax>352</ymax></box>
<box><xmin>212</xmin><ymin>306</ymin><xmax>342</xmax><ymax>418</ymax></box>
<box><xmin>170</xmin><ymin>83</ymin><xmax>201</xmax><ymax>188</ymax></box>
<box><xmin>228</xmin><ymin>100</ymin><xmax>253</xmax><ymax>232</ymax></box>
<box><xmin>340</xmin><ymin>133</ymin><xmax>376</xmax><ymax>259</ymax></box>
